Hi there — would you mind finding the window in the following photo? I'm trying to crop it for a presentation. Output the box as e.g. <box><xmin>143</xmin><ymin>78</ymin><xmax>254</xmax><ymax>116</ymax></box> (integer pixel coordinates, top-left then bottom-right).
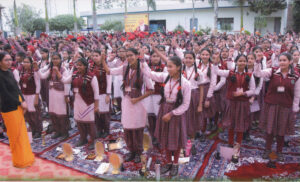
<box><xmin>217</xmin><ymin>18</ymin><xmax>234</xmax><ymax>31</ymax></box>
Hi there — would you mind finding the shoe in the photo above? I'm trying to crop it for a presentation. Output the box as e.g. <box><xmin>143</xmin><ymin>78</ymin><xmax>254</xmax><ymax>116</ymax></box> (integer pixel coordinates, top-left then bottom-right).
<box><xmin>0</xmin><ymin>133</ymin><xmax>6</xmax><ymax>139</ymax></box>
<box><xmin>170</xmin><ymin>164</ymin><xmax>179</xmax><ymax>176</ymax></box>
<box><xmin>284</xmin><ymin>140</ymin><xmax>289</xmax><ymax>147</ymax></box>
<box><xmin>46</xmin><ymin>124</ymin><xmax>54</xmax><ymax>134</ymax></box>
<box><xmin>160</xmin><ymin>163</ymin><xmax>172</xmax><ymax>174</ymax></box>
<box><xmin>191</xmin><ymin>145</ymin><xmax>197</xmax><ymax>156</ymax></box>
<box><xmin>97</xmin><ymin>131</ymin><xmax>103</xmax><ymax>138</ymax></box>
<box><xmin>75</xmin><ymin>139</ymin><xmax>88</xmax><ymax>147</ymax></box>
<box><xmin>88</xmin><ymin>142</ymin><xmax>95</xmax><ymax>150</ymax></box>
<box><xmin>124</xmin><ymin>152</ymin><xmax>135</xmax><ymax>162</ymax></box>
<box><xmin>199</xmin><ymin>134</ymin><xmax>206</xmax><ymax>142</ymax></box>
<box><xmin>262</xmin><ymin>149</ymin><xmax>271</xmax><ymax>159</ymax></box>
<box><xmin>195</xmin><ymin>132</ymin><xmax>201</xmax><ymax>140</ymax></box>
<box><xmin>210</xmin><ymin>123</ymin><xmax>218</xmax><ymax>132</ymax></box>
<box><xmin>51</xmin><ymin>132</ymin><xmax>61</xmax><ymax>139</ymax></box>
<box><xmin>207</xmin><ymin>122</ymin><xmax>212</xmax><ymax>131</ymax></box>
<box><xmin>61</xmin><ymin>133</ymin><xmax>69</xmax><ymax>140</ymax></box>
<box><xmin>134</xmin><ymin>154</ymin><xmax>141</xmax><ymax>163</ymax></box>
<box><xmin>243</xmin><ymin>131</ymin><xmax>251</xmax><ymax>142</ymax></box>
<box><xmin>33</xmin><ymin>132</ymin><xmax>41</xmax><ymax>139</ymax></box>
<box><xmin>277</xmin><ymin>152</ymin><xmax>284</xmax><ymax>162</ymax></box>
<box><xmin>101</xmin><ymin>132</ymin><xmax>109</xmax><ymax>139</ymax></box>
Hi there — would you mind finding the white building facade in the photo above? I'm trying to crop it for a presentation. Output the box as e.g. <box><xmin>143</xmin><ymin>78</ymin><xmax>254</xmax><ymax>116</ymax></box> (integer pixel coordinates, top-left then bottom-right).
<box><xmin>80</xmin><ymin>0</ymin><xmax>289</xmax><ymax>34</ymax></box>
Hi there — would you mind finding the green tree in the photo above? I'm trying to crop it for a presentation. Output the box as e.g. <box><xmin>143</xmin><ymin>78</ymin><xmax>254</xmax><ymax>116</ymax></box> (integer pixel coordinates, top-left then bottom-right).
<box><xmin>49</xmin><ymin>14</ymin><xmax>84</xmax><ymax>32</ymax></box>
<box><xmin>9</xmin><ymin>3</ymin><xmax>41</xmax><ymax>34</ymax></box>
<box><xmin>31</xmin><ymin>18</ymin><xmax>46</xmax><ymax>33</ymax></box>
<box><xmin>100</xmin><ymin>20</ymin><xmax>124</xmax><ymax>32</ymax></box>
<box><xmin>248</xmin><ymin>0</ymin><xmax>287</xmax><ymax>32</ymax></box>
<box><xmin>293</xmin><ymin>0</ymin><xmax>300</xmax><ymax>33</ymax></box>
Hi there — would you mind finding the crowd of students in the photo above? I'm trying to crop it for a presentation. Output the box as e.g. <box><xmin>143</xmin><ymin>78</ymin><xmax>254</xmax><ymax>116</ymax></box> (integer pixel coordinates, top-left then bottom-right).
<box><xmin>0</xmin><ymin>30</ymin><xmax>299</xmax><ymax>175</ymax></box>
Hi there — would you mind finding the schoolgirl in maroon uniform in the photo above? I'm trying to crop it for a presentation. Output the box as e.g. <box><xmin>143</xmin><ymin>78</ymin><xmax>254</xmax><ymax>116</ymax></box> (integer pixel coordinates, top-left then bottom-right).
<box><xmin>181</xmin><ymin>51</ymin><xmax>203</xmax><ymax>139</ymax></box>
<box><xmin>254</xmin><ymin>52</ymin><xmax>300</xmax><ymax>162</ymax></box>
<box><xmin>103</xmin><ymin>48</ymin><xmax>154</xmax><ymax>163</ymax></box>
<box><xmin>144</xmin><ymin>50</ymin><xmax>166</xmax><ymax>143</ymax></box>
<box><xmin>142</xmin><ymin>46</ymin><xmax>191</xmax><ymax>176</ymax></box>
<box><xmin>20</xmin><ymin>56</ymin><xmax>41</xmax><ymax>138</ymax></box>
<box><xmin>39</xmin><ymin>48</ymin><xmax>50</xmax><ymax>119</ymax></box>
<box><xmin>197</xmin><ymin>48</ymin><xmax>217</xmax><ymax>141</ymax></box>
<box><xmin>211</xmin><ymin>51</ymin><xmax>227</xmax><ymax>129</ymax></box>
<box><xmin>36</xmin><ymin>52</ymin><xmax>70</xmax><ymax>140</ymax></box>
<box><xmin>262</xmin><ymin>39</ymin><xmax>274</xmax><ymax>67</ymax></box>
<box><xmin>60</xmin><ymin>58</ymin><xmax>99</xmax><ymax>150</ymax></box>
<box><xmin>113</xmin><ymin>47</ymin><xmax>127</xmax><ymax>111</ymax></box>
<box><xmin>90</xmin><ymin>50</ymin><xmax>112</xmax><ymax>139</ymax></box>
<box><xmin>213</xmin><ymin>54</ymin><xmax>255</xmax><ymax>150</ymax></box>
<box><xmin>246</xmin><ymin>53</ymin><xmax>263</xmax><ymax>140</ymax></box>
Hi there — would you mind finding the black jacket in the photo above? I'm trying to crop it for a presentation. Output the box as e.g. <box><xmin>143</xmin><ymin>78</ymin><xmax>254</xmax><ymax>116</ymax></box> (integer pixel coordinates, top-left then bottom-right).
<box><xmin>0</xmin><ymin>69</ymin><xmax>24</xmax><ymax>113</ymax></box>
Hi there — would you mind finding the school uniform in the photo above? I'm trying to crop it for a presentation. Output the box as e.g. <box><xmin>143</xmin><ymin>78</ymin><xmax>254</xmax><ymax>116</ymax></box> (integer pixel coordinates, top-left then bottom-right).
<box><xmin>198</xmin><ymin>63</ymin><xmax>217</xmax><ymax>119</ymax></box>
<box><xmin>61</xmin><ymin>71</ymin><xmax>99</xmax><ymax>144</ymax></box>
<box><xmin>110</xmin><ymin>62</ymin><xmax>154</xmax><ymax>155</ymax></box>
<box><xmin>109</xmin><ymin>58</ymin><xmax>124</xmax><ymax>99</ymax></box>
<box><xmin>38</xmin><ymin>60</ymin><xmax>50</xmax><ymax>108</ymax></box>
<box><xmin>213</xmin><ymin>64</ymin><xmax>227</xmax><ymax>114</ymax></box>
<box><xmin>213</xmin><ymin>65</ymin><xmax>255</xmax><ymax>145</ymax></box>
<box><xmin>182</xmin><ymin>66</ymin><xmax>203</xmax><ymax>137</ymax></box>
<box><xmin>293</xmin><ymin>63</ymin><xmax>300</xmax><ymax>74</ymax></box>
<box><xmin>144</xmin><ymin>62</ymin><xmax>165</xmax><ymax>139</ymax></box>
<box><xmin>254</xmin><ymin>65</ymin><xmax>300</xmax><ymax>136</ymax></box>
<box><xmin>248</xmin><ymin>68</ymin><xmax>264</xmax><ymax>122</ymax></box>
<box><xmin>254</xmin><ymin>64</ymin><xmax>300</xmax><ymax>156</ymax></box>
<box><xmin>90</xmin><ymin>63</ymin><xmax>112</xmax><ymax>137</ymax></box>
<box><xmin>142</xmin><ymin>62</ymin><xmax>191</xmax><ymax>151</ymax></box>
<box><xmin>20</xmin><ymin>69</ymin><xmax>42</xmax><ymax>136</ymax></box>
<box><xmin>38</xmin><ymin>66</ymin><xmax>70</xmax><ymax>137</ymax></box>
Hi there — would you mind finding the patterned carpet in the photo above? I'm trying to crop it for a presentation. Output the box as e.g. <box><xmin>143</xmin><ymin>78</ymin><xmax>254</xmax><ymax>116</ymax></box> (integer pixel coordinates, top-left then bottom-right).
<box><xmin>40</xmin><ymin>121</ymin><xmax>215</xmax><ymax>180</ymax></box>
<box><xmin>1</xmin><ymin>116</ymin><xmax>299</xmax><ymax>181</ymax></box>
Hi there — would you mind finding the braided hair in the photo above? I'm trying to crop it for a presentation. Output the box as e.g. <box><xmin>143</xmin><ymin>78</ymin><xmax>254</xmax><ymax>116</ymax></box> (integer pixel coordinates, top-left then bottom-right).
<box><xmin>230</xmin><ymin>54</ymin><xmax>250</xmax><ymax>83</ymax></box>
<box><xmin>199</xmin><ymin>48</ymin><xmax>212</xmax><ymax>78</ymax></box>
<box><xmin>159</xmin><ymin>56</ymin><xmax>183</xmax><ymax>108</ymax></box>
<box><xmin>183</xmin><ymin>50</ymin><xmax>199</xmax><ymax>81</ymax></box>
<box><xmin>47</xmin><ymin>52</ymin><xmax>62</xmax><ymax>81</ymax></box>
<box><xmin>72</xmin><ymin>58</ymin><xmax>89</xmax><ymax>94</ymax></box>
<box><xmin>20</xmin><ymin>56</ymin><xmax>34</xmax><ymax>83</ymax></box>
<box><xmin>280</xmin><ymin>52</ymin><xmax>295</xmax><ymax>76</ymax></box>
<box><xmin>121</xmin><ymin>48</ymin><xmax>142</xmax><ymax>91</ymax></box>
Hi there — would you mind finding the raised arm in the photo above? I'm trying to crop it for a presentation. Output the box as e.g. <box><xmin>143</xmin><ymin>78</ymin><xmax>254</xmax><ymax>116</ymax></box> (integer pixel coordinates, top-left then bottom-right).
<box><xmin>253</xmin><ymin>62</ymin><xmax>272</xmax><ymax>78</ymax></box>
<box><xmin>152</xmin><ymin>45</ymin><xmax>169</xmax><ymax>64</ymax></box>
<box><xmin>37</xmin><ymin>67</ymin><xmax>50</xmax><ymax>79</ymax></box>
<box><xmin>214</xmin><ymin>76</ymin><xmax>226</xmax><ymax>91</ymax></box>
<box><xmin>141</xmin><ymin>62</ymin><xmax>168</xmax><ymax>83</ymax></box>
<box><xmin>212</xmin><ymin>65</ymin><xmax>230</xmax><ymax>78</ymax></box>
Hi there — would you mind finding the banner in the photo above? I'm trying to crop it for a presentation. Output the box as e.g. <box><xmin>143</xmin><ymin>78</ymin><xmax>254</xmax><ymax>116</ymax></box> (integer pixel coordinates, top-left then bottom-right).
<box><xmin>125</xmin><ymin>14</ymin><xmax>149</xmax><ymax>32</ymax></box>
